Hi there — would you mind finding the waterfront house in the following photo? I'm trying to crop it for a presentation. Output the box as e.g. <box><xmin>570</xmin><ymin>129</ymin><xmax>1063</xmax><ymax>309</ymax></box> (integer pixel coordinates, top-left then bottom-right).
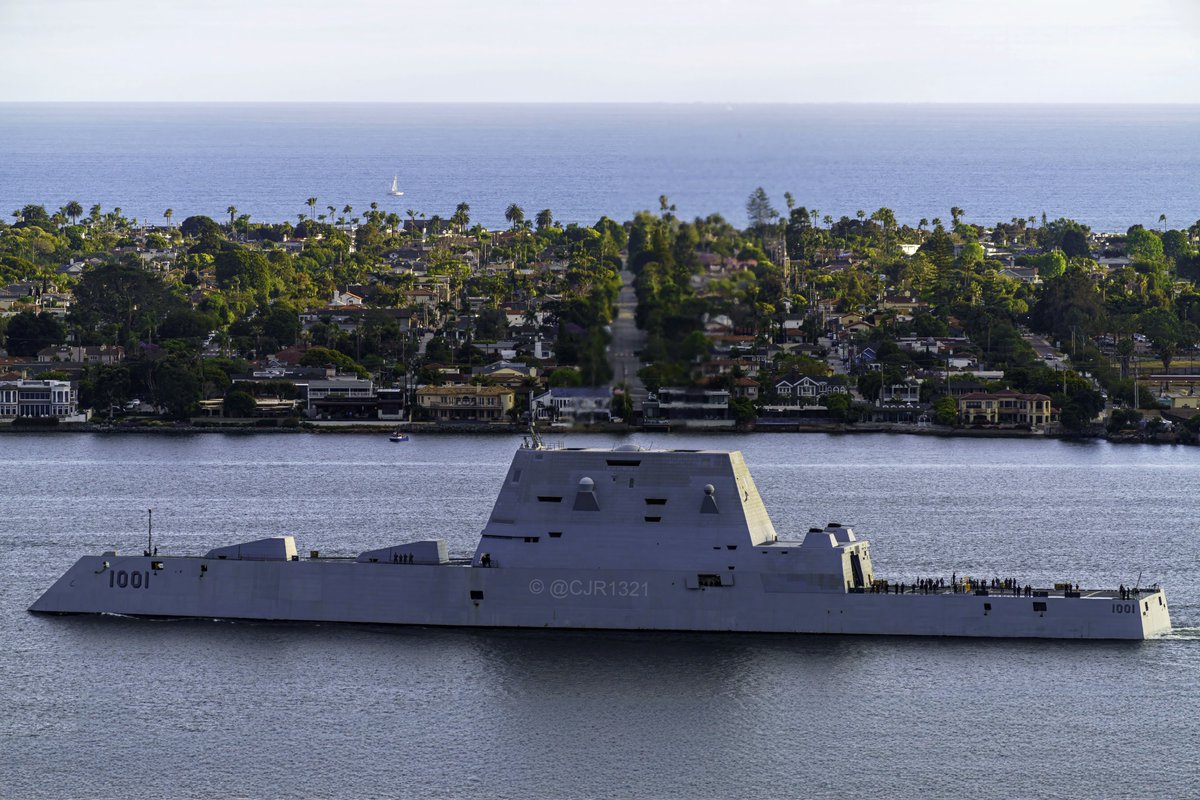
<box><xmin>957</xmin><ymin>390</ymin><xmax>1052</xmax><ymax>427</ymax></box>
<box><xmin>531</xmin><ymin>386</ymin><xmax>612</xmax><ymax>424</ymax></box>
<box><xmin>732</xmin><ymin>376</ymin><xmax>760</xmax><ymax>401</ymax></box>
<box><xmin>0</xmin><ymin>378</ymin><xmax>85</xmax><ymax>421</ymax></box>
<box><xmin>642</xmin><ymin>387</ymin><xmax>733</xmax><ymax>428</ymax></box>
<box><xmin>773</xmin><ymin>374</ymin><xmax>848</xmax><ymax>404</ymax></box>
<box><xmin>300</xmin><ymin>376</ymin><xmax>377</xmax><ymax>419</ymax></box>
<box><xmin>416</xmin><ymin>384</ymin><xmax>515</xmax><ymax>423</ymax></box>
<box><xmin>882</xmin><ymin>378</ymin><xmax>922</xmax><ymax>403</ymax></box>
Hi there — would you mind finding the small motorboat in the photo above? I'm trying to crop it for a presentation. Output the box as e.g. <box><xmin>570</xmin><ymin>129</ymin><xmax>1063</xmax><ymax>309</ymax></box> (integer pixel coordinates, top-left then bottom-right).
<box><xmin>389</xmin><ymin>431</ymin><xmax>409</xmax><ymax>442</ymax></box>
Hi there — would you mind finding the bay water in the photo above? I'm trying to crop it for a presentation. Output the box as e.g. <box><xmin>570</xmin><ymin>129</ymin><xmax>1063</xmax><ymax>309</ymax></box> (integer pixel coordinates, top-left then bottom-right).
<box><xmin>1</xmin><ymin>432</ymin><xmax>1197</xmax><ymax>799</ymax></box>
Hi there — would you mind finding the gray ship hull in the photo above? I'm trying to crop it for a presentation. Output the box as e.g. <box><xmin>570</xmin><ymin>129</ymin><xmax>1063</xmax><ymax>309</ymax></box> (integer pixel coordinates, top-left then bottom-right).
<box><xmin>31</xmin><ymin>446</ymin><xmax>1172</xmax><ymax>640</ymax></box>
<box><xmin>31</xmin><ymin>553</ymin><xmax>1171</xmax><ymax>639</ymax></box>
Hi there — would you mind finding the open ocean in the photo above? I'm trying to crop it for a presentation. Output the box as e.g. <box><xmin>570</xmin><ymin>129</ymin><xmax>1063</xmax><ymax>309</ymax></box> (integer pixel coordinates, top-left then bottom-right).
<box><xmin>1</xmin><ymin>103</ymin><xmax>1198</xmax><ymax>231</ymax></box>
<box><xmin>1</xmin><ymin>432</ymin><xmax>1198</xmax><ymax>799</ymax></box>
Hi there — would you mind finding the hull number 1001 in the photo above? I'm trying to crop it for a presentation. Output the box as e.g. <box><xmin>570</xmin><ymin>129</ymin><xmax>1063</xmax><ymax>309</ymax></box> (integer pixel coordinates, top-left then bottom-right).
<box><xmin>108</xmin><ymin>570</ymin><xmax>151</xmax><ymax>590</ymax></box>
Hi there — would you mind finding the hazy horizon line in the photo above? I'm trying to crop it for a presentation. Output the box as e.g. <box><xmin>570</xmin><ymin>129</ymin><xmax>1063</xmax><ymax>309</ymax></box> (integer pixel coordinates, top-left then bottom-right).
<box><xmin>4</xmin><ymin>100</ymin><xmax>1200</xmax><ymax>107</ymax></box>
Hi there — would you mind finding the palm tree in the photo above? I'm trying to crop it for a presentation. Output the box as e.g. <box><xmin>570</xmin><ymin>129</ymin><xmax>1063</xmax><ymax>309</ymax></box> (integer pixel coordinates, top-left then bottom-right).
<box><xmin>918</xmin><ymin>217</ymin><xmax>929</xmax><ymax>241</ymax></box>
<box><xmin>64</xmin><ymin>201</ymin><xmax>82</xmax><ymax>225</ymax></box>
<box><xmin>227</xmin><ymin>205</ymin><xmax>238</xmax><ymax>230</ymax></box>
<box><xmin>535</xmin><ymin>208</ymin><xmax>553</xmax><ymax>231</ymax></box>
<box><xmin>453</xmin><ymin>202</ymin><xmax>470</xmax><ymax>232</ymax></box>
<box><xmin>163</xmin><ymin>208</ymin><xmax>173</xmax><ymax>228</ymax></box>
<box><xmin>505</xmin><ymin>203</ymin><xmax>525</xmax><ymax>231</ymax></box>
<box><xmin>343</xmin><ymin>204</ymin><xmax>353</xmax><ymax>219</ymax></box>
<box><xmin>306</xmin><ymin>197</ymin><xmax>317</xmax><ymax>221</ymax></box>
<box><xmin>327</xmin><ymin>205</ymin><xmax>336</xmax><ymax>223</ymax></box>
<box><xmin>784</xmin><ymin>192</ymin><xmax>795</xmax><ymax>212</ymax></box>
<box><xmin>950</xmin><ymin>206</ymin><xmax>964</xmax><ymax>228</ymax></box>
<box><xmin>1158</xmin><ymin>213</ymin><xmax>1168</xmax><ymax>228</ymax></box>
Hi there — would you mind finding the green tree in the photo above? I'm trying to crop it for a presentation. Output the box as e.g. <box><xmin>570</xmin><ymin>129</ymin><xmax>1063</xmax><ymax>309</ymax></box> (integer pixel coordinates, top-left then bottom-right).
<box><xmin>933</xmin><ymin>395</ymin><xmax>958</xmax><ymax>426</ymax></box>
<box><xmin>505</xmin><ymin>203</ymin><xmax>525</xmax><ymax>231</ymax></box>
<box><xmin>825</xmin><ymin>392</ymin><xmax>851</xmax><ymax>420</ymax></box>
<box><xmin>81</xmin><ymin>364</ymin><xmax>131</xmax><ymax>419</ymax></box>
<box><xmin>745</xmin><ymin>187</ymin><xmax>777</xmax><ymax>231</ymax></box>
<box><xmin>300</xmin><ymin>346</ymin><xmax>369</xmax><ymax>378</ymax></box>
<box><xmin>71</xmin><ymin>262</ymin><xmax>182</xmax><ymax>344</ymax></box>
<box><xmin>158</xmin><ymin>309</ymin><xmax>217</xmax><ymax>341</ymax></box>
<box><xmin>857</xmin><ymin>371</ymin><xmax>883</xmax><ymax>402</ymax></box>
<box><xmin>4</xmin><ymin>311</ymin><xmax>66</xmax><ymax>356</ymax></box>
<box><xmin>1126</xmin><ymin>227</ymin><xmax>1164</xmax><ymax>262</ymax></box>
<box><xmin>548</xmin><ymin>367</ymin><xmax>583</xmax><ymax>387</ymax></box>
<box><xmin>1138</xmin><ymin>308</ymin><xmax>1184</xmax><ymax>371</ymax></box>
<box><xmin>223</xmin><ymin>388</ymin><xmax>257</xmax><ymax>418</ymax></box>
<box><xmin>63</xmin><ymin>200</ymin><xmax>83</xmax><ymax>226</ymax></box>
<box><xmin>214</xmin><ymin>248</ymin><xmax>270</xmax><ymax>293</ymax></box>
<box><xmin>179</xmin><ymin>215</ymin><xmax>222</xmax><ymax>239</ymax></box>
<box><xmin>260</xmin><ymin>303</ymin><xmax>301</xmax><ymax>347</ymax></box>
<box><xmin>1162</xmin><ymin>229</ymin><xmax>1195</xmax><ymax>262</ymax></box>
<box><xmin>1031</xmin><ymin>267</ymin><xmax>1104</xmax><ymax>343</ymax></box>
<box><xmin>729</xmin><ymin>396</ymin><xmax>756</xmax><ymax>424</ymax></box>
<box><xmin>451</xmin><ymin>202</ymin><xmax>470</xmax><ymax>232</ymax></box>
<box><xmin>1060</xmin><ymin>228</ymin><xmax>1090</xmax><ymax>259</ymax></box>
<box><xmin>1036</xmin><ymin>250</ymin><xmax>1067</xmax><ymax>280</ymax></box>
<box><xmin>154</xmin><ymin>359</ymin><xmax>201</xmax><ymax>419</ymax></box>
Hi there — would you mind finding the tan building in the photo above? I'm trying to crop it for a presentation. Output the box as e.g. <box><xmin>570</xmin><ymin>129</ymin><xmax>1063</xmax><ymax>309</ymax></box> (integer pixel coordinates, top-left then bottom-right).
<box><xmin>416</xmin><ymin>384</ymin><xmax>515</xmax><ymax>423</ymax></box>
<box><xmin>958</xmin><ymin>390</ymin><xmax>1052</xmax><ymax>427</ymax></box>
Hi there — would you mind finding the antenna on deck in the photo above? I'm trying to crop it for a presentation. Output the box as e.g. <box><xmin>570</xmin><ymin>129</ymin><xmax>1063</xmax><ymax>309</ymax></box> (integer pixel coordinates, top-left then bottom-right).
<box><xmin>146</xmin><ymin>508</ymin><xmax>153</xmax><ymax>557</ymax></box>
<box><xmin>524</xmin><ymin>422</ymin><xmax>544</xmax><ymax>451</ymax></box>
<box><xmin>1135</xmin><ymin>570</ymin><xmax>1142</xmax><ymax>592</ymax></box>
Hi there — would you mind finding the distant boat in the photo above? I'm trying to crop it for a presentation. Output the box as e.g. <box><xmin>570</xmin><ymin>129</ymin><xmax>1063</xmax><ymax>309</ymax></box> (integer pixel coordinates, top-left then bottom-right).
<box><xmin>389</xmin><ymin>431</ymin><xmax>409</xmax><ymax>442</ymax></box>
<box><xmin>388</xmin><ymin>176</ymin><xmax>404</xmax><ymax>197</ymax></box>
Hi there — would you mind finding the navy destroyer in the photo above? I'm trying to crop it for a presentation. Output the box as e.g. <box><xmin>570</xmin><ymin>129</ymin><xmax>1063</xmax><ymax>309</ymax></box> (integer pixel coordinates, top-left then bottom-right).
<box><xmin>30</xmin><ymin>442</ymin><xmax>1171</xmax><ymax>639</ymax></box>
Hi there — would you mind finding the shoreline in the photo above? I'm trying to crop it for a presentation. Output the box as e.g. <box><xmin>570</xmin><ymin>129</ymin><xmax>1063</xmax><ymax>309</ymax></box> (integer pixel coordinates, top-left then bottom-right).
<box><xmin>0</xmin><ymin>419</ymin><xmax>1183</xmax><ymax>444</ymax></box>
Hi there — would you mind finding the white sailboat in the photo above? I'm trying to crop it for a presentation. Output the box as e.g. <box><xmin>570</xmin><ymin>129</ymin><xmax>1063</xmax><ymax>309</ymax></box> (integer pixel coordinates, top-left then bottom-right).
<box><xmin>388</xmin><ymin>175</ymin><xmax>404</xmax><ymax>197</ymax></box>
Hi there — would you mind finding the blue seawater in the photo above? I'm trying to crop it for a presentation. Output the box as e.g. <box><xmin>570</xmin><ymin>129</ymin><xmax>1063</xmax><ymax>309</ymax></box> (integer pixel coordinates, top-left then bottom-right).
<box><xmin>1</xmin><ymin>103</ymin><xmax>1197</xmax><ymax>231</ymax></box>
<box><xmin>1</xmin><ymin>432</ymin><xmax>1198</xmax><ymax>799</ymax></box>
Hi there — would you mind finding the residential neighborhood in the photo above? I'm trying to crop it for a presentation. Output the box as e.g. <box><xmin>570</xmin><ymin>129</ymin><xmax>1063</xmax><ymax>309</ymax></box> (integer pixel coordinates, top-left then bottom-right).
<box><xmin>2</xmin><ymin>196</ymin><xmax>1200</xmax><ymax>443</ymax></box>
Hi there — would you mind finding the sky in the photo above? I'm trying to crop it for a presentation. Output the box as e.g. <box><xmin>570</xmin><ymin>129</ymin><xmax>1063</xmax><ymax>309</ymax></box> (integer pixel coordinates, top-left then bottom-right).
<box><xmin>1</xmin><ymin>0</ymin><xmax>1197</xmax><ymax>103</ymax></box>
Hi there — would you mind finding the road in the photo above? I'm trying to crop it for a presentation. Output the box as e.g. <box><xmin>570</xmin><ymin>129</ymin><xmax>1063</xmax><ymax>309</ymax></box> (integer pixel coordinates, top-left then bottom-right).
<box><xmin>608</xmin><ymin>268</ymin><xmax>648</xmax><ymax>411</ymax></box>
<box><xmin>1021</xmin><ymin>331</ymin><xmax>1066</xmax><ymax>364</ymax></box>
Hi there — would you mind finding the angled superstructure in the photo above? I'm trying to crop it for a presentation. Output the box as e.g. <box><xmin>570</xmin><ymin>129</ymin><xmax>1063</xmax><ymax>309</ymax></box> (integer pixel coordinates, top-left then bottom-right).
<box><xmin>30</xmin><ymin>444</ymin><xmax>1171</xmax><ymax>639</ymax></box>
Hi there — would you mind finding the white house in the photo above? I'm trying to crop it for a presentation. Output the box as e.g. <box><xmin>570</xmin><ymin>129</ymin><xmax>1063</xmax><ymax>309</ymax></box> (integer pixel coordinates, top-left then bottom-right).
<box><xmin>773</xmin><ymin>375</ymin><xmax>848</xmax><ymax>404</ymax></box>
<box><xmin>532</xmin><ymin>387</ymin><xmax>612</xmax><ymax>424</ymax></box>
<box><xmin>0</xmin><ymin>378</ymin><xmax>86</xmax><ymax>421</ymax></box>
